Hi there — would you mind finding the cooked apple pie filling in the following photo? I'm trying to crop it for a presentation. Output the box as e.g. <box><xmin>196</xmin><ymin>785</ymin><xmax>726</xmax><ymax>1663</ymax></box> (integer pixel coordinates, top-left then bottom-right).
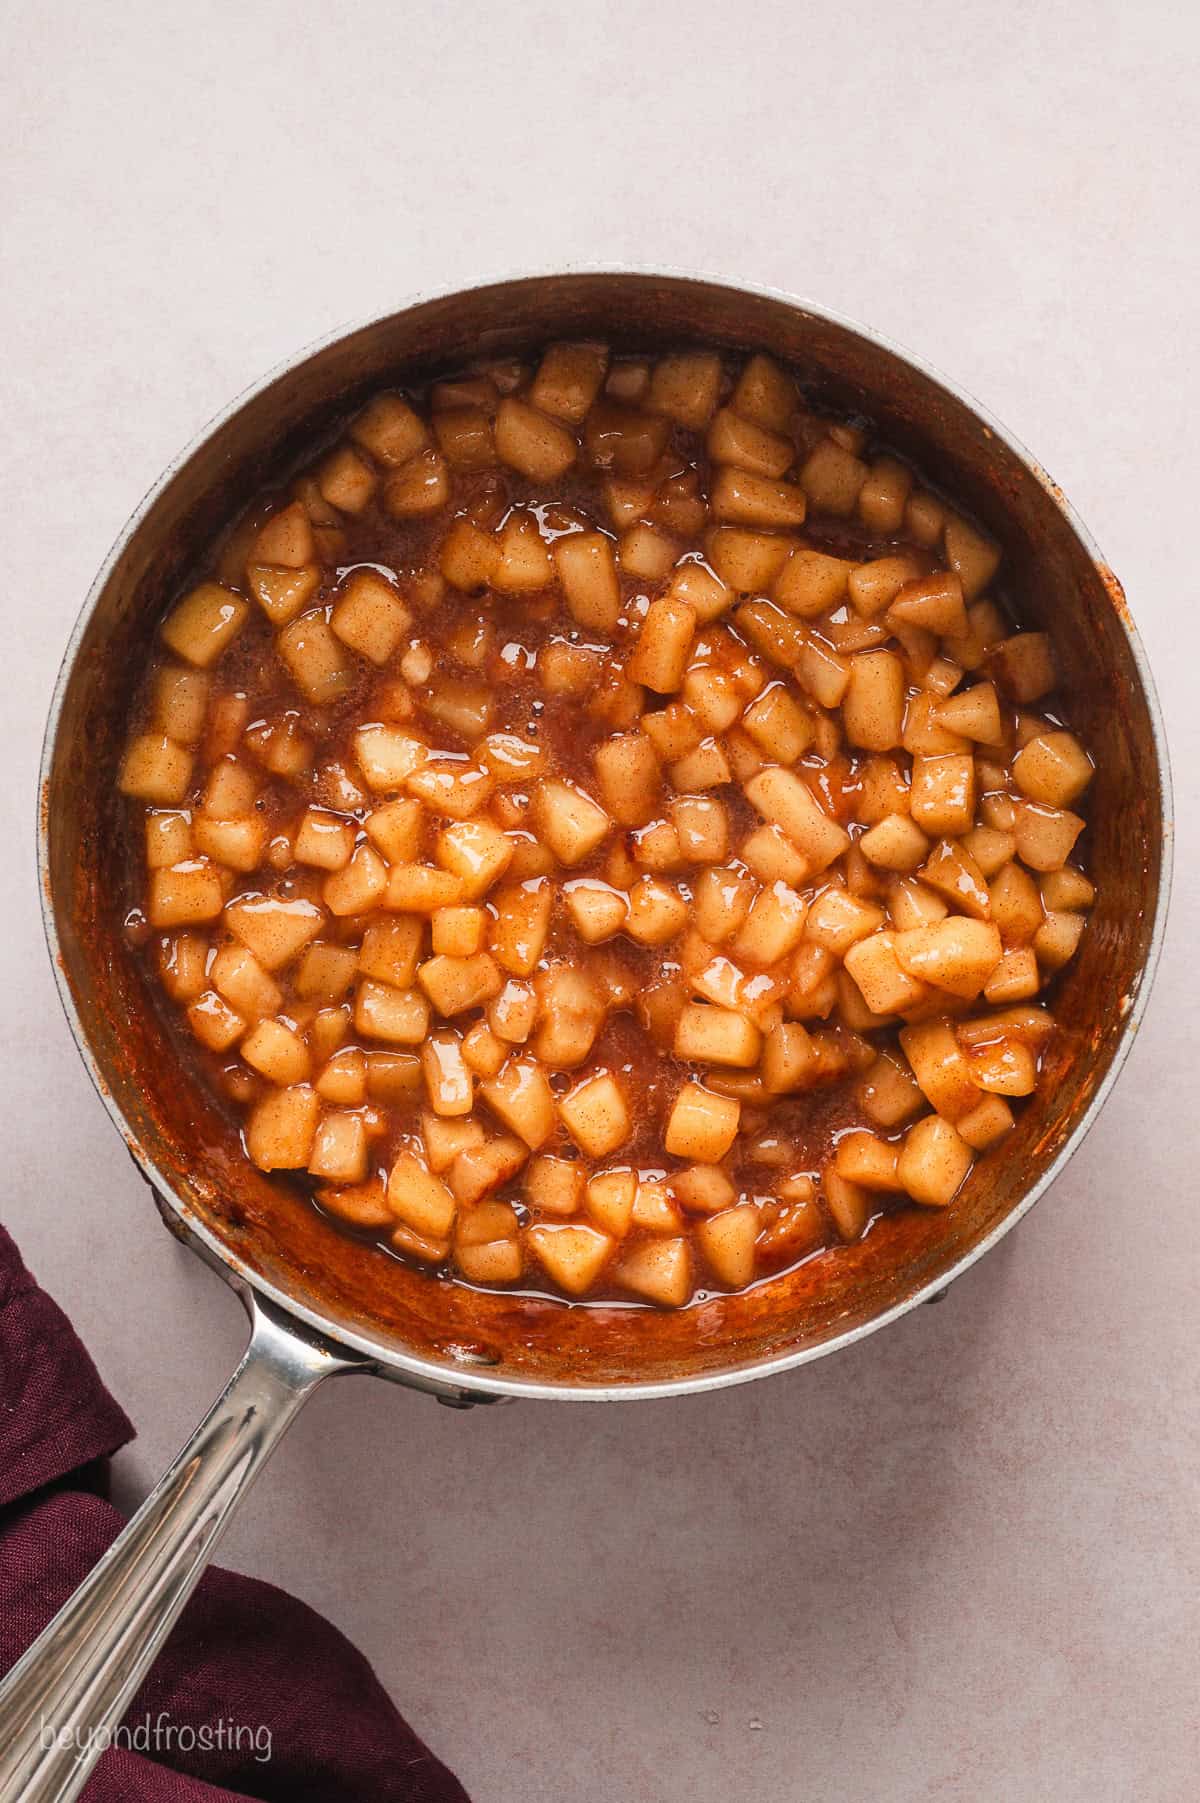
<box><xmin>119</xmin><ymin>342</ymin><xmax>1094</xmax><ymax>1307</ymax></box>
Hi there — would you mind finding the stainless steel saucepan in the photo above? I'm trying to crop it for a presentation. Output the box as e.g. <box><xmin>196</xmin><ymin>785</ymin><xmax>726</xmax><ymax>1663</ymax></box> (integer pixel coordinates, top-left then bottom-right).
<box><xmin>0</xmin><ymin>271</ymin><xmax>1171</xmax><ymax>1801</ymax></box>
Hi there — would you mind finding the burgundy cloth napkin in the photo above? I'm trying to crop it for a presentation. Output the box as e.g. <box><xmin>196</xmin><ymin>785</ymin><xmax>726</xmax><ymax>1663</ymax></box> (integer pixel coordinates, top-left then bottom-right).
<box><xmin>0</xmin><ymin>1222</ymin><xmax>470</xmax><ymax>1801</ymax></box>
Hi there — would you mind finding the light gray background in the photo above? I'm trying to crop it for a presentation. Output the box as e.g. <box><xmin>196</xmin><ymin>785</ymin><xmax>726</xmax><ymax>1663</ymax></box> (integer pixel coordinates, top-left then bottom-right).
<box><xmin>3</xmin><ymin>3</ymin><xmax>1197</xmax><ymax>1799</ymax></box>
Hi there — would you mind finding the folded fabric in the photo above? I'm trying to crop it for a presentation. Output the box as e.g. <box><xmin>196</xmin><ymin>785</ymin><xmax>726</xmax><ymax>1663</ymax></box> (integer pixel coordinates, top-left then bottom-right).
<box><xmin>0</xmin><ymin>1222</ymin><xmax>469</xmax><ymax>1801</ymax></box>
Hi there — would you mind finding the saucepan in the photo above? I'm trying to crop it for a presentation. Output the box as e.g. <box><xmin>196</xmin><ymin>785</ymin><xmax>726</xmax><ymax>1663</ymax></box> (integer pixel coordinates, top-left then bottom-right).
<box><xmin>0</xmin><ymin>271</ymin><xmax>1171</xmax><ymax>1800</ymax></box>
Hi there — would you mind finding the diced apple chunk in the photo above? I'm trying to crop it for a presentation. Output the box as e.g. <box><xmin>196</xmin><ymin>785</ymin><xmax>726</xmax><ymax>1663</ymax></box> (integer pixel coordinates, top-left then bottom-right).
<box><xmin>1013</xmin><ymin>802</ymin><xmax>1085</xmax><ymax>872</ymax></box>
<box><xmin>957</xmin><ymin>1093</ymin><xmax>1015</xmax><ymax>1149</ymax></box>
<box><xmin>418</xmin><ymin>952</ymin><xmax>502</xmax><ymax>1016</ymax></box>
<box><xmin>277</xmin><ymin>611</ymin><xmax>356</xmax><ymax>705</ymax></box>
<box><xmin>1012</xmin><ymin>731</ymin><xmax>1093</xmax><ymax>807</ymax></box>
<box><xmin>565</xmin><ymin>879</ymin><xmax>628</xmax><ymax>944</ymax></box>
<box><xmin>493</xmin><ymin>510</ymin><xmax>554</xmax><ymax>592</ymax></box>
<box><xmin>316</xmin><ymin>1176</ymin><xmax>393</xmax><ymax>1229</ymax></box>
<box><xmin>858</xmin><ymin>1051</ymin><xmax>924</xmax><ymax>1127</ymax></box>
<box><xmin>387</xmin><ymin>1152</ymin><xmax>457</xmax><ymax>1238</ymax></box>
<box><xmin>647</xmin><ymin>350</ymin><xmax>722</xmax><ymax>427</ymax></box>
<box><xmin>731</xmin><ymin>354</ymin><xmax>798</xmax><ymax>432</ymax></box>
<box><xmin>910</xmin><ymin>754</ymin><xmax>976</xmax><ymax>837</ymax></box>
<box><xmin>559</xmin><ymin>1071</ymin><xmax>630</xmax><ymax>1157</ymax></box>
<box><xmin>696</xmin><ymin>1205</ymin><xmax>760</xmax><ymax>1287</ymax></box>
<box><xmin>353</xmin><ymin>725</ymin><xmax>427</xmax><ymax>792</ymax></box>
<box><xmin>897</xmin><ymin>1114</ymin><xmax>973</xmax><ymax>1207</ymax></box>
<box><xmin>932</xmin><ymin>682</ymin><xmax>1003</xmax><ymax>745</ymax></box>
<box><xmin>383</xmin><ymin>451</ymin><xmax>449</xmax><ymax>517</ymax></box>
<box><xmin>186</xmin><ymin>989</ymin><xmax>245</xmax><ymax>1052</ymax></box>
<box><xmin>433</xmin><ymin>823</ymin><xmax>512</xmax><ymax>902</ymax></box>
<box><xmin>422</xmin><ymin>1031</ymin><xmax>474</xmax><ymax>1117</ymax></box>
<box><xmin>406</xmin><ymin>761</ymin><xmax>493</xmax><ymax>821</ymax></box>
<box><xmin>495</xmin><ymin>397</ymin><xmax>576</xmax><ymax>481</ymax></box>
<box><xmin>355</xmin><ymin>980</ymin><xmax>430</xmax><ymax>1044</ymax></box>
<box><xmin>156</xmin><ymin>937</ymin><xmax>208</xmax><ymax>1009</ymax></box>
<box><xmin>664</xmin><ymin>1082</ymin><xmax>740</xmax><ymax>1162</ymax></box>
<box><xmin>672</xmin><ymin>1165</ymin><xmax>737</xmax><ymax>1215</ymax></box>
<box><xmin>529</xmin><ymin>341</ymin><xmax>608</xmax><ymax>422</ymax></box>
<box><xmin>390</xmin><ymin>1222</ymin><xmax>450</xmax><ymax>1265</ymax></box>
<box><xmin>121</xmin><ymin>735</ymin><xmax>194</xmax><ymax>805</ymax></box>
<box><xmin>824</xmin><ymin>1170</ymin><xmax>871</xmax><ymax>1240</ymax></box>
<box><xmin>772</xmin><ymin>548</ymin><xmax>852</xmax><ymax>617</ymax></box>
<box><xmin>148</xmin><ymin>862</ymin><xmax>225</xmax><ymax>927</ymax></box>
<box><xmin>384</xmin><ymin>864</ymin><xmax>463</xmax><ymax>915</ymax></box>
<box><xmin>366</xmin><ymin>1049</ymin><xmax>422</xmax><ymax>1101</ymax></box>
<box><xmin>741</xmin><ymin>684</ymin><xmax>812</xmax><ymax>762</ymax></box>
<box><xmin>307</xmin><ymin>445</ymin><xmax>374</xmax><ymax>522</ymax></box>
<box><xmin>316</xmin><ymin>1048</ymin><xmax>368</xmax><ymax>1106</ymax></box>
<box><xmin>308</xmin><ymin>1110</ymin><xmax>369</xmax><ymax>1184</ymax></box>
<box><xmin>524</xmin><ymin>1154</ymin><xmax>585</xmax><ymax>1217</ymax></box>
<box><xmin>843</xmin><ymin>931</ymin><xmax>928</xmax><ymax>1017</ymax></box>
<box><xmin>490</xmin><ymin>880</ymin><xmax>553</xmax><ymax>975</ymax></box>
<box><xmin>433</xmin><ymin>406</ymin><xmax>496</xmax><ymax>471</ymax></box>
<box><xmin>943</xmin><ymin>516</ymin><xmax>1001</xmax><ymax>599</ymax></box>
<box><xmin>712</xmin><ymin>467</ymin><xmax>806</xmax><ymax>529</ymax></box>
<box><xmin>527</xmin><ymin>1223</ymin><xmax>614</xmax><ymax>1296</ymax></box>
<box><xmin>482</xmin><ymin>1057</ymin><xmax>557</xmax><ymax>1148</ymax></box>
<box><xmin>859</xmin><ymin>813</ymin><xmax>929</xmax><ymax>872</ymax></box>
<box><xmin>888</xmin><ymin>571</ymin><xmax>967</xmax><ymax>638</ymax></box>
<box><xmin>246</xmin><ymin>1085</ymin><xmax>320</xmax><ymax>1170</ymax></box>
<box><xmin>553</xmin><ymin>532</ymin><xmax>622</xmax><ymax>633</ymax></box>
<box><xmin>161</xmin><ymin>583</ymin><xmax>249</xmax><ymax>668</ymax></box>
<box><xmin>241</xmin><ymin>1018</ymin><xmax>310</xmax><ymax>1085</ymax></box>
<box><xmin>225</xmin><ymin>895</ymin><xmax>324</xmax><ymax>969</ymax></box>
<box><xmin>734</xmin><ymin>882</ymin><xmax>808</xmax><ymax>965</ymax></box>
<box><xmin>834</xmin><ymin>1130</ymin><xmax>901</xmax><ymax>1191</ymax></box>
<box><xmin>842</xmin><ymin>651</ymin><xmax>905</xmax><ymax>751</ymax></box>
<box><xmin>350</xmin><ymin>392</ymin><xmax>428</xmax><ymax>465</ymax></box>
<box><xmin>455</xmin><ymin>1234</ymin><xmax>523</xmax><ymax>1286</ymax></box>
<box><xmin>1034</xmin><ymin>909</ymin><xmax>1086</xmax><ymax>971</ymax></box>
<box><xmin>745</xmin><ymin>768</ymin><xmax>850</xmax><ymax>871</ymax></box>
<box><xmin>921</xmin><ymin>839</ymin><xmax>991</xmax><ymax>920</ymax></box>
<box><xmin>292</xmin><ymin>942</ymin><xmax>356</xmax><ymax>1004</ymax></box>
<box><xmin>584</xmin><ymin>1168</ymin><xmax>637</xmax><ymax>1237</ymax></box>
<box><xmin>893</xmin><ymin>919</ymin><xmax>1003</xmax><ymax>999</ymax></box>
<box><xmin>449</xmin><ymin>1134</ymin><xmax>528</xmax><ymax>1205</ymax></box>
<box><xmin>294</xmin><ymin>808</ymin><xmax>356</xmax><ymax>871</ymax></box>
<box><xmin>323</xmin><ymin>842</ymin><xmax>388</xmax><ymax>916</ymax></box>
<box><xmin>431</xmin><ymin>905</ymin><xmax>486</xmax><ymax>958</ymax></box>
<box><xmin>593</xmin><ymin>733</ymin><xmax>661</xmax><ymax>825</ymax></box>
<box><xmin>439</xmin><ymin>518</ymin><xmax>500</xmax><ymax>590</ymax></box>
<box><xmin>899</xmin><ymin>1020</ymin><xmax>981</xmax><ymax>1121</ymax></box>
<box><xmin>1040</xmin><ymin>866</ymin><xmax>1094</xmax><ymax>911</ymax></box>
<box><xmin>533</xmin><ymin>778</ymin><xmax>611</xmax><ymax>866</ymax></box>
<box><xmin>628</xmin><ymin>597</ymin><xmax>696</xmax><ymax>694</ymax></box>
<box><xmin>330</xmin><ymin>570</ymin><xmax>410</xmax><ymax>664</ymax></box>
<box><xmin>965</xmin><ymin>1035</ymin><xmax>1039</xmax><ymax>1095</ymax></box>
<box><xmin>247</xmin><ymin>563</ymin><xmax>321</xmax><ymax>626</ymax></box>
<box><xmin>422</xmin><ymin>1113</ymin><xmax>485</xmax><ymax>1174</ymax></box>
<box><xmin>615</xmin><ymin>1237</ymin><xmax>692</xmax><ymax>1307</ymax></box>
<box><xmin>627</xmin><ymin>877</ymin><xmax>688</xmax><ymax>946</ymax></box>
<box><xmin>674</xmin><ymin>1004</ymin><xmax>762</xmax><ymax>1068</ymax></box>
<box><xmin>990</xmin><ymin>632</ymin><xmax>1056</xmax><ymax>702</ymax></box>
<box><xmin>800</xmin><ymin>439</ymin><xmax>867</xmax><ymax>514</ymax></box>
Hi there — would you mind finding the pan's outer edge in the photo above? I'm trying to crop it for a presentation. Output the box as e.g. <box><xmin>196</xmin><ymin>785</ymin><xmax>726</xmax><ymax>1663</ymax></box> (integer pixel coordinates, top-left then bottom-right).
<box><xmin>37</xmin><ymin>265</ymin><xmax>1174</xmax><ymax>1401</ymax></box>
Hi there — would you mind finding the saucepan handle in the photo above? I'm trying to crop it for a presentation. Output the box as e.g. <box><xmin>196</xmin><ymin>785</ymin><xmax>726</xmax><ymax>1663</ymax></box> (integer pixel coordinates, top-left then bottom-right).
<box><xmin>0</xmin><ymin>1293</ymin><xmax>367</xmax><ymax>1802</ymax></box>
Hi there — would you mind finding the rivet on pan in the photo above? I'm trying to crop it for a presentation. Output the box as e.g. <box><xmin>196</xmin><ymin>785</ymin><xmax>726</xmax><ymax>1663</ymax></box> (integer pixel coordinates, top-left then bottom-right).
<box><xmin>923</xmin><ymin>1287</ymin><xmax>950</xmax><ymax>1306</ymax></box>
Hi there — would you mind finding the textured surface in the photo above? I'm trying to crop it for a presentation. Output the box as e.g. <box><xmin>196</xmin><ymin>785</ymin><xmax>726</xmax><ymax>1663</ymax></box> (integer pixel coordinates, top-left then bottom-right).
<box><xmin>2</xmin><ymin>3</ymin><xmax>1197</xmax><ymax>1799</ymax></box>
